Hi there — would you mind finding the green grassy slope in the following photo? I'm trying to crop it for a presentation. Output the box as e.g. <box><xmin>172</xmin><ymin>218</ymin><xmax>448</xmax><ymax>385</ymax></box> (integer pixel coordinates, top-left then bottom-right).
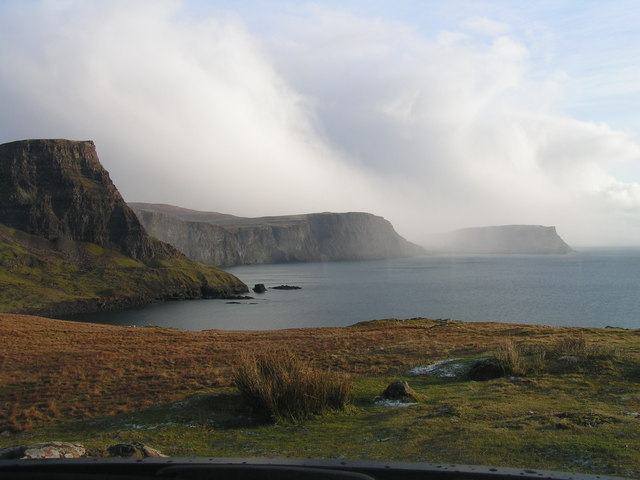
<box><xmin>0</xmin><ymin>224</ymin><xmax>246</xmax><ymax>315</ymax></box>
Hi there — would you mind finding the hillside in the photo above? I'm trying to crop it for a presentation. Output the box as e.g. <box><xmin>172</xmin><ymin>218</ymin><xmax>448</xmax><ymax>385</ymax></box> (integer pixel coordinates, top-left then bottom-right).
<box><xmin>130</xmin><ymin>203</ymin><xmax>425</xmax><ymax>266</ymax></box>
<box><xmin>0</xmin><ymin>139</ymin><xmax>247</xmax><ymax>315</ymax></box>
<box><xmin>432</xmin><ymin>225</ymin><xmax>573</xmax><ymax>254</ymax></box>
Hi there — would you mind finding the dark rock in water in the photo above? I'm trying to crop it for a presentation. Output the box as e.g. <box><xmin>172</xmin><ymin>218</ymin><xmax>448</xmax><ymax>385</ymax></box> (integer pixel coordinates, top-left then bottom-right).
<box><xmin>107</xmin><ymin>443</ymin><xmax>166</xmax><ymax>458</ymax></box>
<box><xmin>253</xmin><ymin>283</ymin><xmax>267</xmax><ymax>293</ymax></box>
<box><xmin>272</xmin><ymin>285</ymin><xmax>301</xmax><ymax>290</ymax></box>
<box><xmin>226</xmin><ymin>301</ymin><xmax>242</xmax><ymax>304</ymax></box>
<box><xmin>0</xmin><ymin>442</ymin><xmax>95</xmax><ymax>459</ymax></box>
<box><xmin>224</xmin><ymin>295</ymin><xmax>255</xmax><ymax>300</ymax></box>
<box><xmin>377</xmin><ymin>380</ymin><xmax>419</xmax><ymax>403</ymax></box>
<box><xmin>468</xmin><ymin>357</ymin><xmax>505</xmax><ymax>381</ymax></box>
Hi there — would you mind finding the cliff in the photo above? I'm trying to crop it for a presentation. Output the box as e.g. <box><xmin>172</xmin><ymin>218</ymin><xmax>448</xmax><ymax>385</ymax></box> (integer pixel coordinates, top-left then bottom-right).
<box><xmin>130</xmin><ymin>203</ymin><xmax>425</xmax><ymax>266</ymax></box>
<box><xmin>434</xmin><ymin>225</ymin><xmax>573</xmax><ymax>254</ymax></box>
<box><xmin>0</xmin><ymin>139</ymin><xmax>158</xmax><ymax>259</ymax></box>
<box><xmin>0</xmin><ymin>139</ymin><xmax>247</xmax><ymax>315</ymax></box>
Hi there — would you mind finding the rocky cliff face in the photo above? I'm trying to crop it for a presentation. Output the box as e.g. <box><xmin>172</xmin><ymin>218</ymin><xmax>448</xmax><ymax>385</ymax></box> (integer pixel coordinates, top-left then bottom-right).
<box><xmin>0</xmin><ymin>139</ymin><xmax>247</xmax><ymax>315</ymax></box>
<box><xmin>131</xmin><ymin>203</ymin><xmax>425</xmax><ymax>266</ymax></box>
<box><xmin>435</xmin><ymin>225</ymin><xmax>573</xmax><ymax>254</ymax></box>
<box><xmin>0</xmin><ymin>139</ymin><xmax>159</xmax><ymax>260</ymax></box>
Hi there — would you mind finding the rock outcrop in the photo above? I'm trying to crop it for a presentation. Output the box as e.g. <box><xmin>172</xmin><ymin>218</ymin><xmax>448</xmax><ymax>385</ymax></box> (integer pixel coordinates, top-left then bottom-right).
<box><xmin>0</xmin><ymin>442</ymin><xmax>166</xmax><ymax>459</ymax></box>
<box><xmin>0</xmin><ymin>442</ymin><xmax>94</xmax><ymax>459</ymax></box>
<box><xmin>0</xmin><ymin>139</ymin><xmax>157</xmax><ymax>259</ymax></box>
<box><xmin>376</xmin><ymin>380</ymin><xmax>419</xmax><ymax>403</ymax></box>
<box><xmin>0</xmin><ymin>139</ymin><xmax>247</xmax><ymax>315</ymax></box>
<box><xmin>107</xmin><ymin>443</ymin><xmax>167</xmax><ymax>458</ymax></box>
<box><xmin>130</xmin><ymin>203</ymin><xmax>425</xmax><ymax>266</ymax></box>
<box><xmin>433</xmin><ymin>225</ymin><xmax>573</xmax><ymax>254</ymax></box>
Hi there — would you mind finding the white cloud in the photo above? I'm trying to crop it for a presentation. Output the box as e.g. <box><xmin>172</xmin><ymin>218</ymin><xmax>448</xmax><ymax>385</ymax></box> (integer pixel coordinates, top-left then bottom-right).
<box><xmin>0</xmin><ymin>1</ymin><xmax>638</xmax><ymax>245</ymax></box>
<box><xmin>0</xmin><ymin>0</ymin><xmax>380</xmax><ymax>217</ymax></box>
<box><xmin>462</xmin><ymin>16</ymin><xmax>511</xmax><ymax>36</ymax></box>
<box><xmin>265</xmin><ymin>6</ymin><xmax>640</xmax><ymax>244</ymax></box>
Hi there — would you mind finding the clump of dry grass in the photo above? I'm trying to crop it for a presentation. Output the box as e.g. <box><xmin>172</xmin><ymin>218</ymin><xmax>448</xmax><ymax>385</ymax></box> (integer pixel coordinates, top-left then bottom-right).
<box><xmin>232</xmin><ymin>351</ymin><xmax>352</xmax><ymax>423</ymax></box>
<box><xmin>552</xmin><ymin>332</ymin><xmax>621</xmax><ymax>360</ymax></box>
<box><xmin>490</xmin><ymin>331</ymin><xmax>624</xmax><ymax>378</ymax></box>
<box><xmin>495</xmin><ymin>337</ymin><xmax>525</xmax><ymax>375</ymax></box>
<box><xmin>553</xmin><ymin>332</ymin><xmax>589</xmax><ymax>356</ymax></box>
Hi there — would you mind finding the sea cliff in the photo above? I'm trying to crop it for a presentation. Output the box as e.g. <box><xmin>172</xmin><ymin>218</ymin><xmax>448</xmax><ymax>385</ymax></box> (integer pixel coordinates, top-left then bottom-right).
<box><xmin>433</xmin><ymin>225</ymin><xmax>573</xmax><ymax>254</ymax></box>
<box><xmin>130</xmin><ymin>203</ymin><xmax>425</xmax><ymax>266</ymax></box>
<box><xmin>0</xmin><ymin>139</ymin><xmax>247</xmax><ymax>315</ymax></box>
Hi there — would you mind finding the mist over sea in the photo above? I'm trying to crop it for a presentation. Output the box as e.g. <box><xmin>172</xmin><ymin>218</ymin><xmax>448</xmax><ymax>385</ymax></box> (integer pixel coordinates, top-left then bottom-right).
<box><xmin>66</xmin><ymin>248</ymin><xmax>640</xmax><ymax>331</ymax></box>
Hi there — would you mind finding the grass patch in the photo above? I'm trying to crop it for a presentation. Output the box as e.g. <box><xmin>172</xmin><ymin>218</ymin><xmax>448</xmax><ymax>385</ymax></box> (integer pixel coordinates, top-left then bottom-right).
<box><xmin>233</xmin><ymin>352</ymin><xmax>352</xmax><ymax>423</ymax></box>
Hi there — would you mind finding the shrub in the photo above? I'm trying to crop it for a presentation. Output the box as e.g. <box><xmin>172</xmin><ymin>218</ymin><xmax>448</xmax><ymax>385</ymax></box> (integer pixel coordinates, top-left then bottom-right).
<box><xmin>232</xmin><ymin>351</ymin><xmax>352</xmax><ymax>423</ymax></box>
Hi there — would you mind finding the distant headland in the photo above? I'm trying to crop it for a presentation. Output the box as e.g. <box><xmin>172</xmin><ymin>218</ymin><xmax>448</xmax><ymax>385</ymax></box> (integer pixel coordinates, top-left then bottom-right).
<box><xmin>429</xmin><ymin>225</ymin><xmax>573</xmax><ymax>254</ymax></box>
<box><xmin>130</xmin><ymin>203</ymin><xmax>426</xmax><ymax>266</ymax></box>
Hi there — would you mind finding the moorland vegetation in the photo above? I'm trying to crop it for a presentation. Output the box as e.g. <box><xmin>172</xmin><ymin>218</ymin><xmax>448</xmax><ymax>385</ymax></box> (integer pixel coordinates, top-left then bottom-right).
<box><xmin>1</xmin><ymin>315</ymin><xmax>638</xmax><ymax>476</ymax></box>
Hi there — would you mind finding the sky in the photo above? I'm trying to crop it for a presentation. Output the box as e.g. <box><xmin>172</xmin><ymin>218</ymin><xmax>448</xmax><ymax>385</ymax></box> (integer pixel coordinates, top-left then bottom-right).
<box><xmin>0</xmin><ymin>0</ymin><xmax>639</xmax><ymax>246</ymax></box>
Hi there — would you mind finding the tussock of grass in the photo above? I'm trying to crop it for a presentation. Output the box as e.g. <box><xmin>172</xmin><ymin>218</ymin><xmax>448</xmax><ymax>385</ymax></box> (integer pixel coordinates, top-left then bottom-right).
<box><xmin>493</xmin><ymin>331</ymin><xmax>624</xmax><ymax>377</ymax></box>
<box><xmin>553</xmin><ymin>332</ymin><xmax>589</xmax><ymax>356</ymax></box>
<box><xmin>233</xmin><ymin>352</ymin><xmax>352</xmax><ymax>423</ymax></box>
<box><xmin>495</xmin><ymin>337</ymin><xmax>525</xmax><ymax>376</ymax></box>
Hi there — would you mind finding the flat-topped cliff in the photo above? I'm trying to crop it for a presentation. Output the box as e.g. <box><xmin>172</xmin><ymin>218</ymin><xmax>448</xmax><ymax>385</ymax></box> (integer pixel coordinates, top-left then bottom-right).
<box><xmin>130</xmin><ymin>203</ymin><xmax>425</xmax><ymax>266</ymax></box>
<box><xmin>0</xmin><ymin>139</ymin><xmax>247</xmax><ymax>315</ymax></box>
<box><xmin>434</xmin><ymin>225</ymin><xmax>573</xmax><ymax>254</ymax></box>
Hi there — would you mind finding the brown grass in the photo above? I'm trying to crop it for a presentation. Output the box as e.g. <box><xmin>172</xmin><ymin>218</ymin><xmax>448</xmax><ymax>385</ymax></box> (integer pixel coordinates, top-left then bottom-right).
<box><xmin>233</xmin><ymin>351</ymin><xmax>351</xmax><ymax>422</ymax></box>
<box><xmin>552</xmin><ymin>332</ymin><xmax>589</xmax><ymax>356</ymax></box>
<box><xmin>495</xmin><ymin>337</ymin><xmax>525</xmax><ymax>375</ymax></box>
<box><xmin>0</xmin><ymin>314</ymin><xmax>637</xmax><ymax>431</ymax></box>
<box><xmin>491</xmin><ymin>330</ymin><xmax>627</xmax><ymax>378</ymax></box>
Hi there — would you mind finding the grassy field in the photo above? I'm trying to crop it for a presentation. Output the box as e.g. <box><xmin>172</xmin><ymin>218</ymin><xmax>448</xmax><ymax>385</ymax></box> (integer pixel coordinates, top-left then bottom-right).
<box><xmin>0</xmin><ymin>314</ymin><xmax>638</xmax><ymax>477</ymax></box>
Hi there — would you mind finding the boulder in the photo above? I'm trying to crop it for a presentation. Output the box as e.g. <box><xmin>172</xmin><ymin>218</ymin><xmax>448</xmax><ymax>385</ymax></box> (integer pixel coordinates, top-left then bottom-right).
<box><xmin>0</xmin><ymin>442</ymin><xmax>93</xmax><ymax>459</ymax></box>
<box><xmin>272</xmin><ymin>285</ymin><xmax>301</xmax><ymax>290</ymax></box>
<box><xmin>252</xmin><ymin>283</ymin><xmax>267</xmax><ymax>293</ymax></box>
<box><xmin>107</xmin><ymin>442</ymin><xmax>167</xmax><ymax>458</ymax></box>
<box><xmin>377</xmin><ymin>380</ymin><xmax>419</xmax><ymax>403</ymax></box>
<box><xmin>468</xmin><ymin>357</ymin><xmax>505</xmax><ymax>381</ymax></box>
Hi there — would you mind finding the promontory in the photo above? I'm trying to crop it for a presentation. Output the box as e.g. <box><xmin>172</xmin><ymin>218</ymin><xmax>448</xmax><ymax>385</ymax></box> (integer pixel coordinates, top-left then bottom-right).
<box><xmin>432</xmin><ymin>225</ymin><xmax>573</xmax><ymax>254</ymax></box>
<box><xmin>130</xmin><ymin>203</ymin><xmax>425</xmax><ymax>266</ymax></box>
<box><xmin>0</xmin><ymin>139</ymin><xmax>247</xmax><ymax>316</ymax></box>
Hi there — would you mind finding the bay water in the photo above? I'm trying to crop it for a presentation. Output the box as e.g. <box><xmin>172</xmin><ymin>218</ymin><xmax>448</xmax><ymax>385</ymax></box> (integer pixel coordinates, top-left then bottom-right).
<box><xmin>65</xmin><ymin>248</ymin><xmax>640</xmax><ymax>331</ymax></box>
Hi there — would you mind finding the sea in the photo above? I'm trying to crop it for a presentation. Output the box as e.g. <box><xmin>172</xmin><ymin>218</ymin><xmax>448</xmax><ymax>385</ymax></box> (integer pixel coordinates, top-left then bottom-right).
<box><xmin>64</xmin><ymin>248</ymin><xmax>640</xmax><ymax>331</ymax></box>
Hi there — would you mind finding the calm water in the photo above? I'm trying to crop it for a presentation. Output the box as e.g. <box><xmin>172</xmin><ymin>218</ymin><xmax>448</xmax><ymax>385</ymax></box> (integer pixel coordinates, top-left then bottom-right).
<box><xmin>65</xmin><ymin>248</ymin><xmax>640</xmax><ymax>330</ymax></box>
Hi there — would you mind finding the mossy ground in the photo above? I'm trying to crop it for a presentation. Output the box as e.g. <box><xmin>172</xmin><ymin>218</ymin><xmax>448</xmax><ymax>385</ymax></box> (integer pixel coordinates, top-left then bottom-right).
<box><xmin>1</xmin><ymin>315</ymin><xmax>638</xmax><ymax>476</ymax></box>
<box><xmin>5</xmin><ymin>375</ymin><xmax>638</xmax><ymax>476</ymax></box>
<box><xmin>0</xmin><ymin>225</ymin><xmax>245</xmax><ymax>313</ymax></box>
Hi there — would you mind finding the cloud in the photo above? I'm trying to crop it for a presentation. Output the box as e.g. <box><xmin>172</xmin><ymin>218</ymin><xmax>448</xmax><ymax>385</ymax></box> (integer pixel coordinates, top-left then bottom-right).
<box><xmin>0</xmin><ymin>1</ymin><xmax>638</xmax><ymax>245</ymax></box>
<box><xmin>462</xmin><ymin>16</ymin><xmax>511</xmax><ymax>36</ymax></box>
<box><xmin>0</xmin><ymin>0</ymin><xmax>380</xmax><ymax>217</ymax></box>
<box><xmin>265</xmin><ymin>6</ymin><xmax>640</xmax><ymax>244</ymax></box>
